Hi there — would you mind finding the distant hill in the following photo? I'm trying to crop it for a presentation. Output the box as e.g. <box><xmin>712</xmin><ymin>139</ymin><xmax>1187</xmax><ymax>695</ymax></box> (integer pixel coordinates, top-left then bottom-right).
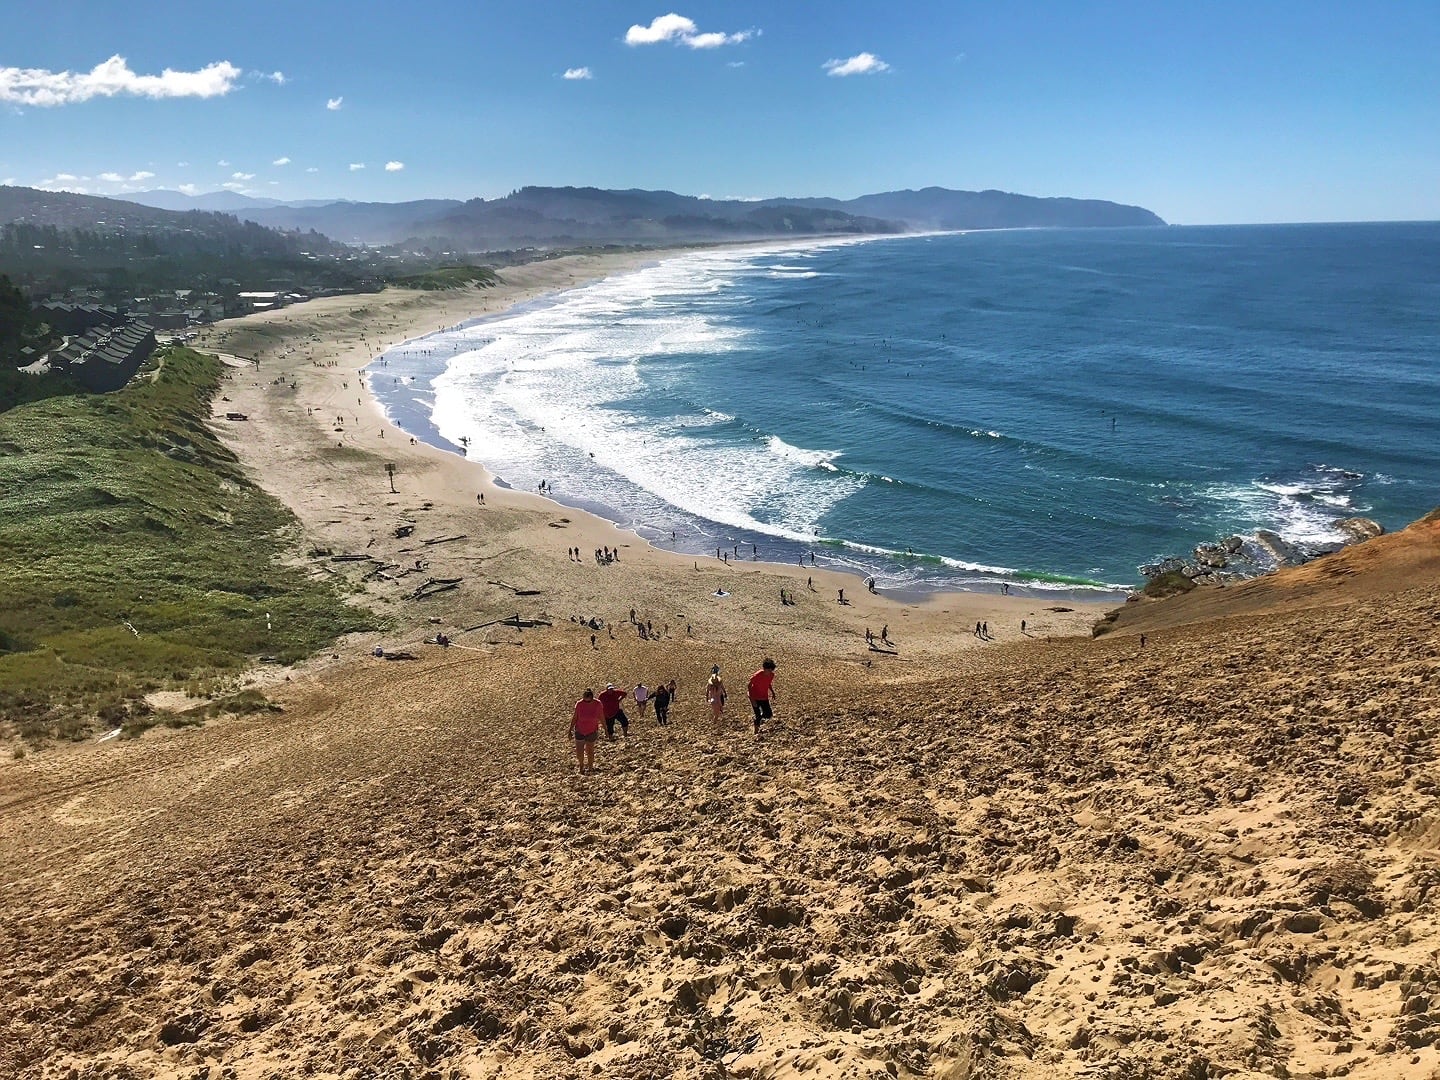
<box><xmin>110</xmin><ymin>185</ymin><xmax>1165</xmax><ymax>250</ymax></box>
<box><xmin>796</xmin><ymin>187</ymin><xmax>1166</xmax><ymax>231</ymax></box>
<box><xmin>120</xmin><ymin>190</ymin><xmax>288</xmax><ymax>213</ymax></box>
<box><xmin>242</xmin><ymin>199</ymin><xmax>467</xmax><ymax>246</ymax></box>
<box><xmin>0</xmin><ymin>185</ymin><xmax>363</xmax><ymax>296</ymax></box>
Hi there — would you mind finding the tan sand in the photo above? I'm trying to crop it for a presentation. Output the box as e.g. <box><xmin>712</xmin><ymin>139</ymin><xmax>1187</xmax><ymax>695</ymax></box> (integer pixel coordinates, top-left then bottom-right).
<box><xmin>3</xmin><ymin>257</ymin><xmax>1436</xmax><ymax>1080</ymax></box>
<box><xmin>186</xmin><ymin>248</ymin><xmax>1104</xmax><ymax>670</ymax></box>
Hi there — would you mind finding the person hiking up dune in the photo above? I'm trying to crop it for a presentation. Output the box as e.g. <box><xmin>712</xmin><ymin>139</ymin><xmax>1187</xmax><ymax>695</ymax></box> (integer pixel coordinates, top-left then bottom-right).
<box><xmin>705</xmin><ymin>666</ymin><xmax>727</xmax><ymax>722</ymax></box>
<box><xmin>570</xmin><ymin>688</ymin><xmax>603</xmax><ymax>774</ymax></box>
<box><xmin>747</xmin><ymin>658</ymin><xmax>777</xmax><ymax>736</ymax></box>
<box><xmin>598</xmin><ymin>683</ymin><xmax>631</xmax><ymax>741</ymax></box>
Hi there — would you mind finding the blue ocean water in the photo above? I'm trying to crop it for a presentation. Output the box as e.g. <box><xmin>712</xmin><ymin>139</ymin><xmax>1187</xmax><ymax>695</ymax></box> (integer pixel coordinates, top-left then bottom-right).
<box><xmin>370</xmin><ymin>223</ymin><xmax>1440</xmax><ymax>597</ymax></box>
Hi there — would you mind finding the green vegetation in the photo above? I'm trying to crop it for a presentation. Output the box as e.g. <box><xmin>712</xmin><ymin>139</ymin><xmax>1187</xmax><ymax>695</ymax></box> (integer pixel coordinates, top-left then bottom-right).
<box><xmin>1141</xmin><ymin>570</ymin><xmax>1198</xmax><ymax>599</ymax></box>
<box><xmin>393</xmin><ymin>265</ymin><xmax>502</xmax><ymax>290</ymax></box>
<box><xmin>1</xmin><ymin>219</ymin><xmax>368</xmax><ymax>300</ymax></box>
<box><xmin>0</xmin><ymin>272</ymin><xmax>72</xmax><ymax>413</ymax></box>
<box><xmin>0</xmin><ymin>346</ymin><xmax>376</xmax><ymax>743</ymax></box>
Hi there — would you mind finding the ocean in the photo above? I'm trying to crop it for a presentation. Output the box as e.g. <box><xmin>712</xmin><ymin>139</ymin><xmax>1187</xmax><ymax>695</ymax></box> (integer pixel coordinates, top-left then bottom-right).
<box><xmin>368</xmin><ymin>222</ymin><xmax>1440</xmax><ymax>598</ymax></box>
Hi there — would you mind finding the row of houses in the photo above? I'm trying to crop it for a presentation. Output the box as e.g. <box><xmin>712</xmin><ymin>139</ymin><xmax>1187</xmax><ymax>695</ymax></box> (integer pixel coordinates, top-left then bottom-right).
<box><xmin>22</xmin><ymin>320</ymin><xmax>157</xmax><ymax>393</ymax></box>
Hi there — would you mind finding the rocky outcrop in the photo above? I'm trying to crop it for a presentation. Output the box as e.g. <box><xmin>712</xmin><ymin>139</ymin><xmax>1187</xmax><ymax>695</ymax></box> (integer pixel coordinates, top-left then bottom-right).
<box><xmin>1334</xmin><ymin>516</ymin><xmax>1385</xmax><ymax>543</ymax></box>
<box><xmin>1140</xmin><ymin>518</ymin><xmax>1386</xmax><ymax>587</ymax></box>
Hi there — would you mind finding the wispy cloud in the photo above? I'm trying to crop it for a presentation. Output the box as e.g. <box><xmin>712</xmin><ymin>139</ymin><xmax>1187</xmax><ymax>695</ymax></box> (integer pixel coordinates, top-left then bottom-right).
<box><xmin>384</xmin><ymin>161</ymin><xmax>405</xmax><ymax>172</ymax></box>
<box><xmin>37</xmin><ymin>173</ymin><xmax>89</xmax><ymax>193</ymax></box>
<box><xmin>562</xmin><ymin>67</ymin><xmax>593</xmax><ymax>81</ymax></box>
<box><xmin>130</xmin><ymin>170</ymin><xmax>154</xmax><ymax>181</ymax></box>
<box><xmin>266</xmin><ymin>71</ymin><xmax>287</xmax><ymax>85</ymax></box>
<box><xmin>221</xmin><ymin>181</ymin><xmax>249</xmax><ymax>192</ymax></box>
<box><xmin>2</xmin><ymin>178</ymin><xmax>15</xmax><ymax>187</ymax></box>
<box><xmin>823</xmin><ymin>52</ymin><xmax>890</xmax><ymax>77</ymax></box>
<box><xmin>0</xmin><ymin>55</ymin><xmax>241</xmax><ymax>107</ymax></box>
<box><xmin>177</xmin><ymin>183</ymin><xmax>200</xmax><ymax>196</ymax></box>
<box><xmin>305</xmin><ymin>166</ymin><xmax>319</xmax><ymax>173</ymax></box>
<box><xmin>177</xmin><ymin>160</ymin><xmax>189</xmax><ymax>167</ymax></box>
<box><xmin>625</xmin><ymin>13</ymin><xmax>754</xmax><ymax>50</ymax></box>
<box><xmin>217</xmin><ymin>159</ymin><xmax>230</xmax><ymax>167</ymax></box>
<box><xmin>231</xmin><ymin>171</ymin><xmax>255</xmax><ymax>180</ymax></box>
<box><xmin>349</xmin><ymin>162</ymin><xmax>365</xmax><ymax>171</ymax></box>
<box><xmin>326</xmin><ymin>96</ymin><xmax>343</xmax><ymax>111</ymax></box>
<box><xmin>272</xmin><ymin>156</ymin><xmax>290</xmax><ymax>166</ymax></box>
<box><xmin>98</xmin><ymin>172</ymin><xmax>125</xmax><ymax>183</ymax></box>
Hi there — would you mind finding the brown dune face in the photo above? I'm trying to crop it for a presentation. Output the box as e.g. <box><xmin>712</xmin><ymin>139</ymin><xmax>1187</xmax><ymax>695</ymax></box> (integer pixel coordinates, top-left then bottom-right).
<box><xmin>3</xmin><ymin>529</ymin><xmax>1438</xmax><ymax>1079</ymax></box>
<box><xmin>4</xmin><ymin>278</ymin><xmax>1438</xmax><ymax>1080</ymax></box>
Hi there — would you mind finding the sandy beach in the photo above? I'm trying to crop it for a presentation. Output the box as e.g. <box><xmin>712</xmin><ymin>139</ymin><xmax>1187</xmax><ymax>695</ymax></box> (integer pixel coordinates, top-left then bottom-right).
<box><xmin>2</xmin><ymin>255</ymin><xmax>1437</xmax><ymax>1080</ymax></box>
<box><xmin>188</xmin><ymin>249</ymin><xmax>1103</xmax><ymax>672</ymax></box>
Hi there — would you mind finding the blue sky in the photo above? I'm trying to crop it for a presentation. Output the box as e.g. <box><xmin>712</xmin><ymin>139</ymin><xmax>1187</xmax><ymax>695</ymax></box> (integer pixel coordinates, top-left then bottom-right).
<box><xmin>2</xmin><ymin>1</ymin><xmax>1437</xmax><ymax>224</ymax></box>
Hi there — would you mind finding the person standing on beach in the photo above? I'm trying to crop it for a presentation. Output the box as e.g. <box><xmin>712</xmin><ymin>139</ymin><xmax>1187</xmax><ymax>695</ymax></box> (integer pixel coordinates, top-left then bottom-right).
<box><xmin>570</xmin><ymin>689</ymin><xmax>603</xmax><ymax>774</ymax></box>
<box><xmin>747</xmin><ymin>658</ymin><xmax>777</xmax><ymax>736</ymax></box>
<box><xmin>653</xmin><ymin>680</ymin><xmax>672</xmax><ymax>725</ymax></box>
<box><xmin>598</xmin><ymin>683</ymin><xmax>630</xmax><ymax>741</ymax></box>
<box><xmin>706</xmin><ymin>667</ymin><xmax>727</xmax><ymax>722</ymax></box>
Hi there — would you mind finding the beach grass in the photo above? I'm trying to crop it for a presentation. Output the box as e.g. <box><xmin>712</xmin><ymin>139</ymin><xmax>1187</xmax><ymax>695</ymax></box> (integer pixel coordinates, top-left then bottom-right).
<box><xmin>392</xmin><ymin>265</ymin><xmax>501</xmax><ymax>290</ymax></box>
<box><xmin>0</xmin><ymin>346</ymin><xmax>377</xmax><ymax>743</ymax></box>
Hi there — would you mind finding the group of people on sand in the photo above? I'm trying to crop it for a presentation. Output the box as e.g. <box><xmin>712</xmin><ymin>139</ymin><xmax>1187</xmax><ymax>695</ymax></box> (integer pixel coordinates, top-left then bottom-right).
<box><xmin>568</xmin><ymin>660</ymin><xmax>777</xmax><ymax>775</ymax></box>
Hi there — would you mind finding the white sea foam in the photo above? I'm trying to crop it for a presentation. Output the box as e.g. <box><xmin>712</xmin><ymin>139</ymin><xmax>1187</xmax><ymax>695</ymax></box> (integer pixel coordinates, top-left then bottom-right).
<box><xmin>1200</xmin><ymin>466</ymin><xmax>1369</xmax><ymax>546</ymax></box>
<box><xmin>420</xmin><ymin>243</ymin><xmax>871</xmax><ymax>545</ymax></box>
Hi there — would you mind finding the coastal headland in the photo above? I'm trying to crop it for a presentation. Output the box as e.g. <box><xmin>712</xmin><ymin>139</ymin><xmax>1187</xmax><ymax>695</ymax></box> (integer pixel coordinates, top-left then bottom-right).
<box><xmin>1</xmin><ymin>252</ymin><xmax>1437</xmax><ymax>1080</ymax></box>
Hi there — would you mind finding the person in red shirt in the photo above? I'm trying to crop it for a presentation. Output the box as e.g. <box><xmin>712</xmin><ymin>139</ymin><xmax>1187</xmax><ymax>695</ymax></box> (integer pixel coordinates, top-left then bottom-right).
<box><xmin>597</xmin><ymin>683</ymin><xmax>631</xmax><ymax>741</ymax></box>
<box><xmin>747</xmin><ymin>658</ymin><xmax>777</xmax><ymax>735</ymax></box>
<box><xmin>570</xmin><ymin>688</ymin><xmax>604</xmax><ymax>774</ymax></box>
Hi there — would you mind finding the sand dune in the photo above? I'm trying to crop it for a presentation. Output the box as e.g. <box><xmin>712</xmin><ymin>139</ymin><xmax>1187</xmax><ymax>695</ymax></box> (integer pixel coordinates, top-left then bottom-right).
<box><xmin>2</xmin><ymin>264</ymin><xmax>1437</xmax><ymax>1079</ymax></box>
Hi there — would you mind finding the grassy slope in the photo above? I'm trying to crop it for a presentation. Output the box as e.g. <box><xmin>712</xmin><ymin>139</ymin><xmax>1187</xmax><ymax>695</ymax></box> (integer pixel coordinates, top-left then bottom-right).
<box><xmin>0</xmin><ymin>347</ymin><xmax>376</xmax><ymax>740</ymax></box>
<box><xmin>391</xmin><ymin>265</ymin><xmax>501</xmax><ymax>290</ymax></box>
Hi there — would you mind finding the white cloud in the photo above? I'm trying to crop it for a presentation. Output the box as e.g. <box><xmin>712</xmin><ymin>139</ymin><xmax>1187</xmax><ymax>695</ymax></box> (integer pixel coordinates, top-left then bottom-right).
<box><xmin>177</xmin><ymin>160</ymin><xmax>189</xmax><ymax>167</ymax></box>
<box><xmin>217</xmin><ymin>159</ymin><xmax>230</xmax><ymax>167</ymax></box>
<box><xmin>727</xmin><ymin>61</ymin><xmax>746</xmax><ymax>68</ymax></box>
<box><xmin>305</xmin><ymin>166</ymin><xmax>319</xmax><ymax>173</ymax></box>
<box><xmin>232</xmin><ymin>171</ymin><xmax>255</xmax><ymax>180</ymax></box>
<box><xmin>177</xmin><ymin>183</ymin><xmax>200</xmax><ymax>195</ymax></box>
<box><xmin>349</xmin><ymin>162</ymin><xmax>365</xmax><ymax>171</ymax></box>
<box><xmin>626</xmin><ymin>13</ymin><xmax>696</xmax><ymax>45</ymax></box>
<box><xmin>625</xmin><ymin>13</ymin><xmax>753</xmax><ymax>49</ymax></box>
<box><xmin>272</xmin><ymin>156</ymin><xmax>290</xmax><ymax>166</ymax></box>
<box><xmin>685</xmin><ymin>30</ymin><xmax>752</xmax><ymax>49</ymax></box>
<box><xmin>221</xmin><ymin>181</ymin><xmax>248</xmax><ymax>192</ymax></box>
<box><xmin>0</xmin><ymin>55</ymin><xmax>241</xmax><ymax>107</ymax></box>
<box><xmin>326</xmin><ymin>96</ymin><xmax>343</xmax><ymax>111</ymax></box>
<box><xmin>36</xmin><ymin>174</ymin><xmax>89</xmax><ymax>192</ymax></box>
<box><xmin>130</xmin><ymin>170</ymin><xmax>154</xmax><ymax>181</ymax></box>
<box><xmin>98</xmin><ymin>171</ymin><xmax>125</xmax><ymax>183</ymax></box>
<box><xmin>384</xmin><ymin>160</ymin><xmax>404</xmax><ymax>172</ymax></box>
<box><xmin>266</xmin><ymin>71</ymin><xmax>287</xmax><ymax>85</ymax></box>
<box><xmin>2</xmin><ymin>178</ymin><xmax>15</xmax><ymax>186</ymax></box>
<box><xmin>562</xmin><ymin>67</ymin><xmax>593</xmax><ymax>81</ymax></box>
<box><xmin>823</xmin><ymin>52</ymin><xmax>890</xmax><ymax>77</ymax></box>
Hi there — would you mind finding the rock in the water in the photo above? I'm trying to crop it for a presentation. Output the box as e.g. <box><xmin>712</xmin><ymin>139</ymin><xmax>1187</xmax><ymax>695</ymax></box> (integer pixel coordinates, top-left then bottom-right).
<box><xmin>1334</xmin><ymin>516</ymin><xmax>1384</xmax><ymax>543</ymax></box>
<box><xmin>1254</xmin><ymin>530</ymin><xmax>1307</xmax><ymax>568</ymax></box>
<box><xmin>1194</xmin><ymin>543</ymin><xmax>1229</xmax><ymax>569</ymax></box>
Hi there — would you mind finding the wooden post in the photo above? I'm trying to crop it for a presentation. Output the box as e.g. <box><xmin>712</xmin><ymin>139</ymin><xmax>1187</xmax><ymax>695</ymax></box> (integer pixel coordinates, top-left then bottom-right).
<box><xmin>384</xmin><ymin>463</ymin><xmax>397</xmax><ymax>493</ymax></box>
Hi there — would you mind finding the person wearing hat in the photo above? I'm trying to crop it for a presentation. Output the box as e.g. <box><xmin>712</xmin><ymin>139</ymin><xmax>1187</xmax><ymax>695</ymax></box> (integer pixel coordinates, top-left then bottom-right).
<box><xmin>747</xmin><ymin>658</ymin><xmax>777</xmax><ymax>735</ymax></box>
<box><xmin>597</xmin><ymin>682</ymin><xmax>631</xmax><ymax>741</ymax></box>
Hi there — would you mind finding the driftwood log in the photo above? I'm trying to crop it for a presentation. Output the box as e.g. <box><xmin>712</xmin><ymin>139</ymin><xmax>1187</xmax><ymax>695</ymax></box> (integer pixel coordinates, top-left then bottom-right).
<box><xmin>487</xmin><ymin>579</ymin><xmax>543</xmax><ymax>596</ymax></box>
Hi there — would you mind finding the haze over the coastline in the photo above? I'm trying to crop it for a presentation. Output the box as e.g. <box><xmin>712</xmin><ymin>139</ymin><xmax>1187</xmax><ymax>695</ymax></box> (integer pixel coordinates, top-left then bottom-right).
<box><xmin>2</xmin><ymin>2</ymin><xmax>1437</xmax><ymax>225</ymax></box>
